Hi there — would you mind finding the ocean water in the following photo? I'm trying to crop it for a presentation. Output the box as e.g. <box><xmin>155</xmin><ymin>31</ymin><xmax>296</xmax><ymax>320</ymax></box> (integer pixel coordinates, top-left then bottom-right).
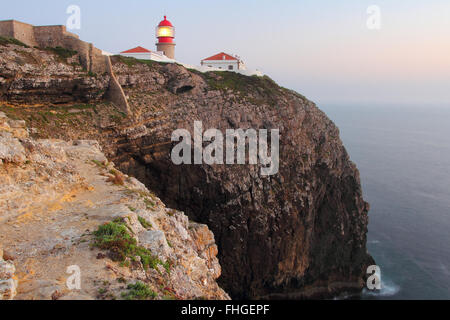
<box><xmin>321</xmin><ymin>104</ymin><xmax>450</xmax><ymax>300</ymax></box>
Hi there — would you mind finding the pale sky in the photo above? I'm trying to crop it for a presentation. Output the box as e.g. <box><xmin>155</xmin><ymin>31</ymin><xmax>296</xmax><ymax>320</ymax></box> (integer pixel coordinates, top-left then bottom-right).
<box><xmin>1</xmin><ymin>0</ymin><xmax>449</xmax><ymax>106</ymax></box>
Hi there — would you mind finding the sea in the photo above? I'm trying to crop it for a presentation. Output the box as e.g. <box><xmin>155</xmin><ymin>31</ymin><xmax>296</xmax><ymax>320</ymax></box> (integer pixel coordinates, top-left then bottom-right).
<box><xmin>321</xmin><ymin>104</ymin><xmax>450</xmax><ymax>300</ymax></box>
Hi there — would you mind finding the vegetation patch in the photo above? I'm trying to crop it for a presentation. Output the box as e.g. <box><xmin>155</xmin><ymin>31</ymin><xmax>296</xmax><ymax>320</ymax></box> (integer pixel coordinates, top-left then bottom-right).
<box><xmin>92</xmin><ymin>218</ymin><xmax>169</xmax><ymax>272</ymax></box>
<box><xmin>112</xmin><ymin>55</ymin><xmax>172</xmax><ymax>69</ymax></box>
<box><xmin>0</xmin><ymin>103</ymin><xmax>99</xmax><ymax>138</ymax></box>
<box><xmin>202</xmin><ymin>72</ymin><xmax>281</xmax><ymax>106</ymax></box>
<box><xmin>106</xmin><ymin>169</ymin><xmax>125</xmax><ymax>186</ymax></box>
<box><xmin>91</xmin><ymin>159</ymin><xmax>106</xmax><ymax>168</ymax></box>
<box><xmin>280</xmin><ymin>87</ymin><xmax>307</xmax><ymax>101</ymax></box>
<box><xmin>121</xmin><ymin>282</ymin><xmax>157</xmax><ymax>300</ymax></box>
<box><xmin>113</xmin><ymin>55</ymin><xmax>140</xmax><ymax>67</ymax></box>
<box><xmin>0</xmin><ymin>36</ymin><xmax>29</xmax><ymax>48</ymax></box>
<box><xmin>98</xmin><ymin>287</ymin><xmax>107</xmax><ymax>295</ymax></box>
<box><xmin>45</xmin><ymin>46</ymin><xmax>78</xmax><ymax>60</ymax></box>
<box><xmin>166</xmin><ymin>209</ymin><xmax>176</xmax><ymax>217</ymax></box>
<box><xmin>162</xmin><ymin>287</ymin><xmax>178</xmax><ymax>300</ymax></box>
<box><xmin>113</xmin><ymin>55</ymin><xmax>154</xmax><ymax>68</ymax></box>
<box><xmin>143</xmin><ymin>197</ymin><xmax>155</xmax><ymax>209</ymax></box>
<box><xmin>0</xmin><ymin>102</ymin><xmax>124</xmax><ymax>141</ymax></box>
<box><xmin>138</xmin><ymin>216</ymin><xmax>152</xmax><ymax>229</ymax></box>
<box><xmin>123</xmin><ymin>187</ymin><xmax>158</xmax><ymax>208</ymax></box>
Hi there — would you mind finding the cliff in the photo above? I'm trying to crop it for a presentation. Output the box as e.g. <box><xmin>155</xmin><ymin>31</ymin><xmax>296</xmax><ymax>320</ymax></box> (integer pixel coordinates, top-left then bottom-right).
<box><xmin>0</xmin><ymin>42</ymin><xmax>373</xmax><ymax>299</ymax></box>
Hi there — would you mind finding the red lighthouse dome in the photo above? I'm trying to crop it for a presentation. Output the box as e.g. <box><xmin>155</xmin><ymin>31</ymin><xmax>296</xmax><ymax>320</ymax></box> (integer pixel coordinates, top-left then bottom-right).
<box><xmin>158</xmin><ymin>16</ymin><xmax>173</xmax><ymax>27</ymax></box>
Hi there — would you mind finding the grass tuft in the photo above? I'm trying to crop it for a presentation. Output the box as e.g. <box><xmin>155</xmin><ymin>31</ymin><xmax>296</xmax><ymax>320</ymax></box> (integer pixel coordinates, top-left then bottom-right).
<box><xmin>92</xmin><ymin>219</ymin><xmax>169</xmax><ymax>272</ymax></box>
<box><xmin>138</xmin><ymin>216</ymin><xmax>152</xmax><ymax>229</ymax></box>
<box><xmin>106</xmin><ymin>170</ymin><xmax>125</xmax><ymax>186</ymax></box>
<box><xmin>121</xmin><ymin>282</ymin><xmax>157</xmax><ymax>300</ymax></box>
<box><xmin>144</xmin><ymin>197</ymin><xmax>155</xmax><ymax>209</ymax></box>
<box><xmin>45</xmin><ymin>46</ymin><xmax>78</xmax><ymax>60</ymax></box>
<box><xmin>0</xmin><ymin>36</ymin><xmax>29</xmax><ymax>48</ymax></box>
<box><xmin>202</xmin><ymin>72</ymin><xmax>281</xmax><ymax>106</ymax></box>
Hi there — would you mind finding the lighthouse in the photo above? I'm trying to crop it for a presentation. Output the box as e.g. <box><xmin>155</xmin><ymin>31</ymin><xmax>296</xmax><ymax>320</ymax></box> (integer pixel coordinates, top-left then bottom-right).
<box><xmin>156</xmin><ymin>16</ymin><xmax>175</xmax><ymax>59</ymax></box>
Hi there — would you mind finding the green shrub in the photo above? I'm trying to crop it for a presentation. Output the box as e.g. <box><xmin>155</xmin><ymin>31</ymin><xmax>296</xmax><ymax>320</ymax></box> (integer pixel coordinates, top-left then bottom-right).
<box><xmin>93</xmin><ymin>219</ymin><xmax>136</xmax><ymax>261</ymax></box>
<box><xmin>98</xmin><ymin>288</ymin><xmax>107</xmax><ymax>295</ymax></box>
<box><xmin>0</xmin><ymin>36</ymin><xmax>29</xmax><ymax>48</ymax></box>
<box><xmin>144</xmin><ymin>198</ymin><xmax>155</xmax><ymax>209</ymax></box>
<box><xmin>115</xmin><ymin>55</ymin><xmax>138</xmax><ymax>67</ymax></box>
<box><xmin>91</xmin><ymin>159</ymin><xmax>106</xmax><ymax>168</ymax></box>
<box><xmin>121</xmin><ymin>282</ymin><xmax>157</xmax><ymax>300</ymax></box>
<box><xmin>138</xmin><ymin>216</ymin><xmax>152</xmax><ymax>229</ymax></box>
<box><xmin>92</xmin><ymin>219</ymin><xmax>169</xmax><ymax>272</ymax></box>
<box><xmin>202</xmin><ymin>72</ymin><xmax>281</xmax><ymax>106</ymax></box>
<box><xmin>106</xmin><ymin>170</ymin><xmax>125</xmax><ymax>186</ymax></box>
<box><xmin>46</xmin><ymin>46</ymin><xmax>78</xmax><ymax>59</ymax></box>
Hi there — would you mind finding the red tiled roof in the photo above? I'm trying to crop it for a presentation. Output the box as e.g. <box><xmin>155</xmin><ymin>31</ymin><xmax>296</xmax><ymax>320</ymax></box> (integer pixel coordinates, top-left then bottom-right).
<box><xmin>121</xmin><ymin>46</ymin><xmax>151</xmax><ymax>54</ymax></box>
<box><xmin>202</xmin><ymin>52</ymin><xmax>238</xmax><ymax>61</ymax></box>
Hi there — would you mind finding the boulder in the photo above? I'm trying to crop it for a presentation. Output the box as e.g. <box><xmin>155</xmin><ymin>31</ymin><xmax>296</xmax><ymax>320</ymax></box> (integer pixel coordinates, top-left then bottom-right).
<box><xmin>0</xmin><ymin>279</ymin><xmax>17</xmax><ymax>300</ymax></box>
<box><xmin>0</xmin><ymin>260</ymin><xmax>15</xmax><ymax>280</ymax></box>
<box><xmin>8</xmin><ymin>119</ymin><xmax>26</xmax><ymax>129</ymax></box>
<box><xmin>0</xmin><ymin>132</ymin><xmax>27</xmax><ymax>164</ymax></box>
<box><xmin>139</xmin><ymin>230</ymin><xmax>172</xmax><ymax>260</ymax></box>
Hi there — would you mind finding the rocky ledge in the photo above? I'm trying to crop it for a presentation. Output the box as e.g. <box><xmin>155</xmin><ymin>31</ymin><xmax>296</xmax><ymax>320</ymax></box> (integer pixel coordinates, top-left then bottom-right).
<box><xmin>0</xmin><ymin>111</ymin><xmax>228</xmax><ymax>300</ymax></box>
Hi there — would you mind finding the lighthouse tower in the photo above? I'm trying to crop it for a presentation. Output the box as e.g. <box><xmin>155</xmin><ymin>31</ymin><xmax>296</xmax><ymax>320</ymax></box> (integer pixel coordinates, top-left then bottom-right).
<box><xmin>156</xmin><ymin>16</ymin><xmax>175</xmax><ymax>59</ymax></box>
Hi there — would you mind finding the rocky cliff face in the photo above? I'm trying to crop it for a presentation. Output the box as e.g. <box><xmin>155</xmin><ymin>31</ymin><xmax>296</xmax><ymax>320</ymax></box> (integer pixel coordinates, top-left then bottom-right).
<box><xmin>0</xmin><ymin>43</ymin><xmax>373</xmax><ymax>299</ymax></box>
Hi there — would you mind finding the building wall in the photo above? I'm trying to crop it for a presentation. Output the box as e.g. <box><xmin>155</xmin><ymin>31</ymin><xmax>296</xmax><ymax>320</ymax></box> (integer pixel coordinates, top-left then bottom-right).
<box><xmin>34</xmin><ymin>25</ymin><xmax>72</xmax><ymax>47</ymax></box>
<box><xmin>0</xmin><ymin>20</ymin><xmax>38</xmax><ymax>47</ymax></box>
<box><xmin>0</xmin><ymin>20</ymin><xmax>14</xmax><ymax>38</ymax></box>
<box><xmin>121</xmin><ymin>52</ymin><xmax>153</xmax><ymax>60</ymax></box>
<box><xmin>90</xmin><ymin>45</ymin><xmax>109</xmax><ymax>74</ymax></box>
<box><xmin>120</xmin><ymin>51</ymin><xmax>174</xmax><ymax>62</ymax></box>
<box><xmin>14</xmin><ymin>21</ymin><xmax>38</xmax><ymax>47</ymax></box>
<box><xmin>201</xmin><ymin>60</ymin><xmax>239</xmax><ymax>71</ymax></box>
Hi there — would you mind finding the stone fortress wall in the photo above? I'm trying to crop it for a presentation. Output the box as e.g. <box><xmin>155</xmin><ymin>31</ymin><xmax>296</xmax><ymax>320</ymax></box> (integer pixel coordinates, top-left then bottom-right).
<box><xmin>0</xmin><ymin>20</ymin><xmax>37</xmax><ymax>47</ymax></box>
<box><xmin>0</xmin><ymin>20</ymin><xmax>129</xmax><ymax>113</ymax></box>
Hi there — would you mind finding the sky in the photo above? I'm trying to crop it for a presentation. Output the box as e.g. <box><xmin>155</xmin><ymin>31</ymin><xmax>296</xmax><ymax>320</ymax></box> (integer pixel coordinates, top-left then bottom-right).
<box><xmin>1</xmin><ymin>0</ymin><xmax>449</xmax><ymax>106</ymax></box>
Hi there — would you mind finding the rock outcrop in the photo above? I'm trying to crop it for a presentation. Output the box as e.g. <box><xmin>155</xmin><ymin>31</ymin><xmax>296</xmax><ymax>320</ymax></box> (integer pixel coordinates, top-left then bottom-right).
<box><xmin>0</xmin><ymin>44</ymin><xmax>110</xmax><ymax>105</ymax></box>
<box><xmin>0</xmin><ymin>110</ymin><xmax>228</xmax><ymax>300</ymax></box>
<box><xmin>0</xmin><ymin>244</ymin><xmax>18</xmax><ymax>300</ymax></box>
<box><xmin>0</xmin><ymin>43</ymin><xmax>373</xmax><ymax>299</ymax></box>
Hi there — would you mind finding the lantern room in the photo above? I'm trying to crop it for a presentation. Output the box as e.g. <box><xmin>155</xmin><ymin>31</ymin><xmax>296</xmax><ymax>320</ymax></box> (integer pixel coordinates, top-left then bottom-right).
<box><xmin>156</xmin><ymin>16</ymin><xmax>176</xmax><ymax>59</ymax></box>
<box><xmin>156</xmin><ymin>16</ymin><xmax>175</xmax><ymax>42</ymax></box>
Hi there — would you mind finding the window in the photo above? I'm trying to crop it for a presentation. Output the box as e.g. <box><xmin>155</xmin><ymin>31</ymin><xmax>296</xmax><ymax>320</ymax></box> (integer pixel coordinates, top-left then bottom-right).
<box><xmin>156</xmin><ymin>26</ymin><xmax>174</xmax><ymax>38</ymax></box>
<box><xmin>228</xmin><ymin>65</ymin><xmax>234</xmax><ymax>70</ymax></box>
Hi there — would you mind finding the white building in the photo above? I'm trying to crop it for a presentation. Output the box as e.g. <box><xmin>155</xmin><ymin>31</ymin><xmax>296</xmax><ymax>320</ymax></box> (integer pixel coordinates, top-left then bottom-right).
<box><xmin>201</xmin><ymin>52</ymin><xmax>246</xmax><ymax>71</ymax></box>
<box><xmin>119</xmin><ymin>46</ymin><xmax>174</xmax><ymax>62</ymax></box>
